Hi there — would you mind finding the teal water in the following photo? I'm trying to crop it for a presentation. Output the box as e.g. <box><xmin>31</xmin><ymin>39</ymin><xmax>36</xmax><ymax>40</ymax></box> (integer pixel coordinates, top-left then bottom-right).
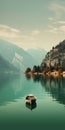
<box><xmin>0</xmin><ymin>74</ymin><xmax>65</xmax><ymax>130</ymax></box>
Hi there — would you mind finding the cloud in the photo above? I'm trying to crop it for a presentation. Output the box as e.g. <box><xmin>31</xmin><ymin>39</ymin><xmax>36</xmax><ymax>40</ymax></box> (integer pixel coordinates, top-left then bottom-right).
<box><xmin>0</xmin><ymin>24</ymin><xmax>20</xmax><ymax>33</ymax></box>
<box><xmin>47</xmin><ymin>25</ymin><xmax>58</xmax><ymax>33</ymax></box>
<box><xmin>31</xmin><ymin>30</ymin><xmax>40</xmax><ymax>36</ymax></box>
<box><xmin>48</xmin><ymin>17</ymin><xmax>57</xmax><ymax>25</ymax></box>
<box><xmin>0</xmin><ymin>24</ymin><xmax>41</xmax><ymax>50</ymax></box>
<box><xmin>0</xmin><ymin>24</ymin><xmax>65</xmax><ymax>51</ymax></box>
<box><xmin>0</xmin><ymin>24</ymin><xmax>20</xmax><ymax>39</ymax></box>
<box><xmin>50</xmin><ymin>2</ymin><xmax>65</xmax><ymax>13</ymax></box>
<box><xmin>46</xmin><ymin>24</ymin><xmax>65</xmax><ymax>34</ymax></box>
<box><xmin>58</xmin><ymin>21</ymin><xmax>65</xmax><ymax>24</ymax></box>
<box><xmin>48</xmin><ymin>1</ymin><xmax>65</xmax><ymax>30</ymax></box>
<box><xmin>49</xmin><ymin>2</ymin><xmax>65</xmax><ymax>19</ymax></box>
<box><xmin>48</xmin><ymin>17</ymin><xmax>55</xmax><ymax>21</ymax></box>
<box><xmin>48</xmin><ymin>17</ymin><xmax>65</xmax><ymax>27</ymax></box>
<box><xmin>59</xmin><ymin>26</ymin><xmax>65</xmax><ymax>32</ymax></box>
<box><xmin>50</xmin><ymin>3</ymin><xmax>65</xmax><ymax>11</ymax></box>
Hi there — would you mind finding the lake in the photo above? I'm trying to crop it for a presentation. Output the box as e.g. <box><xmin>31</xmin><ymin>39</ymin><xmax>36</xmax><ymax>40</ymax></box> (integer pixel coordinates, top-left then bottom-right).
<box><xmin>0</xmin><ymin>73</ymin><xmax>65</xmax><ymax>130</ymax></box>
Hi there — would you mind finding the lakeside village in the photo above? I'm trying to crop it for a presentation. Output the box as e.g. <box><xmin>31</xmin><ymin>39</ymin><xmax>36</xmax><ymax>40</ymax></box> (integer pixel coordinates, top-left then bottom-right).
<box><xmin>25</xmin><ymin>40</ymin><xmax>65</xmax><ymax>78</ymax></box>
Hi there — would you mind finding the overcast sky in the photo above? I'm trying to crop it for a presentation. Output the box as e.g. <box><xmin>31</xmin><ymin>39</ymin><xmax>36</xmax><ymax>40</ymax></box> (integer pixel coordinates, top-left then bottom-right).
<box><xmin>0</xmin><ymin>0</ymin><xmax>65</xmax><ymax>51</ymax></box>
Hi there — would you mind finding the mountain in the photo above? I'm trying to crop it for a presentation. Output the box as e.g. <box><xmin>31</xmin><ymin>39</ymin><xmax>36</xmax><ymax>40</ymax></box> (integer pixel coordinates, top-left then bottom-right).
<box><xmin>55</xmin><ymin>40</ymin><xmax>65</xmax><ymax>53</ymax></box>
<box><xmin>27</xmin><ymin>48</ymin><xmax>47</xmax><ymax>65</ymax></box>
<box><xmin>41</xmin><ymin>40</ymin><xmax>65</xmax><ymax>70</ymax></box>
<box><xmin>0</xmin><ymin>39</ymin><xmax>36</xmax><ymax>71</ymax></box>
<box><xmin>0</xmin><ymin>55</ymin><xmax>18</xmax><ymax>75</ymax></box>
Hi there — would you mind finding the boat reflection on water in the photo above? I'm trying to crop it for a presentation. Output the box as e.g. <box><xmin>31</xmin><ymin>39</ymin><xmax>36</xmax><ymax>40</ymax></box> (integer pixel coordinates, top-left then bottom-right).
<box><xmin>25</xmin><ymin>102</ymin><xmax>37</xmax><ymax>110</ymax></box>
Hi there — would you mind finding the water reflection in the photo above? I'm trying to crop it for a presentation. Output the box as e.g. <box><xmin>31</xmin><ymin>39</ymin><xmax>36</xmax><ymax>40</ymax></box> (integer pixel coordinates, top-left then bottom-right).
<box><xmin>25</xmin><ymin>102</ymin><xmax>37</xmax><ymax>110</ymax></box>
<box><xmin>25</xmin><ymin>74</ymin><xmax>65</xmax><ymax>105</ymax></box>
<box><xmin>25</xmin><ymin>74</ymin><xmax>31</xmax><ymax>80</ymax></box>
<box><xmin>0</xmin><ymin>74</ymin><xmax>26</xmax><ymax>106</ymax></box>
<box><xmin>0</xmin><ymin>73</ymin><xmax>40</xmax><ymax>106</ymax></box>
<box><xmin>0</xmin><ymin>73</ymin><xmax>65</xmax><ymax>106</ymax></box>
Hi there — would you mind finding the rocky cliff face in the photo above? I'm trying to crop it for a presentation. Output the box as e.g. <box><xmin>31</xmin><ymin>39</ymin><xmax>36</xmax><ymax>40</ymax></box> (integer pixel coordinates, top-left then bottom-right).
<box><xmin>41</xmin><ymin>40</ymin><xmax>65</xmax><ymax>70</ymax></box>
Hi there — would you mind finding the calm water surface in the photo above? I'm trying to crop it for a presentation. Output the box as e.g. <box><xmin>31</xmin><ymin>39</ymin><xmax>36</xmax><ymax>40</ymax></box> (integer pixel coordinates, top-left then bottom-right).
<box><xmin>0</xmin><ymin>73</ymin><xmax>65</xmax><ymax>129</ymax></box>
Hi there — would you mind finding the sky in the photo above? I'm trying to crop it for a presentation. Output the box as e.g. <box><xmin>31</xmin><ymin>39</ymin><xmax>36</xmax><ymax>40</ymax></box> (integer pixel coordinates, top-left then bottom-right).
<box><xmin>0</xmin><ymin>0</ymin><xmax>65</xmax><ymax>51</ymax></box>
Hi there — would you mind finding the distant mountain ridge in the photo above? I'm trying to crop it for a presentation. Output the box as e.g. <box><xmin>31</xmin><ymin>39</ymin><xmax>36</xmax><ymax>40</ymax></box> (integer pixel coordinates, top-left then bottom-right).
<box><xmin>0</xmin><ymin>39</ymin><xmax>37</xmax><ymax>71</ymax></box>
<box><xmin>0</xmin><ymin>55</ymin><xmax>18</xmax><ymax>73</ymax></box>
<box><xmin>27</xmin><ymin>48</ymin><xmax>47</xmax><ymax>65</ymax></box>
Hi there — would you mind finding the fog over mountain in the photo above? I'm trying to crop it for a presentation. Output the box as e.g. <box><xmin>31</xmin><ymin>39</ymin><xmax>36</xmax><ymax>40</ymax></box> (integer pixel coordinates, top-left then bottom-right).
<box><xmin>27</xmin><ymin>48</ymin><xmax>47</xmax><ymax>65</ymax></box>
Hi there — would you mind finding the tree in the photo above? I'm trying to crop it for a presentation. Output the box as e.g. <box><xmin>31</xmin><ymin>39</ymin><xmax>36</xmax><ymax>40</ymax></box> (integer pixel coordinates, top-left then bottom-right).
<box><xmin>33</xmin><ymin>65</ymin><xmax>38</xmax><ymax>72</ymax></box>
<box><xmin>25</xmin><ymin>67</ymin><xmax>31</xmax><ymax>73</ymax></box>
<box><xmin>52</xmin><ymin>46</ymin><xmax>54</xmax><ymax>50</ymax></box>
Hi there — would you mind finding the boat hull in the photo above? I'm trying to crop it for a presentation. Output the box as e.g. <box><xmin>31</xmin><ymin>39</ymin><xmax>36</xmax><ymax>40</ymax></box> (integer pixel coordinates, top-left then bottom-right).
<box><xmin>26</xmin><ymin>99</ymin><xmax>36</xmax><ymax>105</ymax></box>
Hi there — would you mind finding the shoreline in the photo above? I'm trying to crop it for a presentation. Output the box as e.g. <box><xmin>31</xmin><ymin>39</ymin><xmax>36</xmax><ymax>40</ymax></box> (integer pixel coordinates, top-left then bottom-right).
<box><xmin>25</xmin><ymin>70</ymin><xmax>65</xmax><ymax>78</ymax></box>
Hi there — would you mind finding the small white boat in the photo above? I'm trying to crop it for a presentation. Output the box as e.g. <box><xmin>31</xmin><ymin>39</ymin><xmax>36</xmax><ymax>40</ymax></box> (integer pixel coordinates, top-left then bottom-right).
<box><xmin>26</xmin><ymin>94</ymin><xmax>36</xmax><ymax>105</ymax></box>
